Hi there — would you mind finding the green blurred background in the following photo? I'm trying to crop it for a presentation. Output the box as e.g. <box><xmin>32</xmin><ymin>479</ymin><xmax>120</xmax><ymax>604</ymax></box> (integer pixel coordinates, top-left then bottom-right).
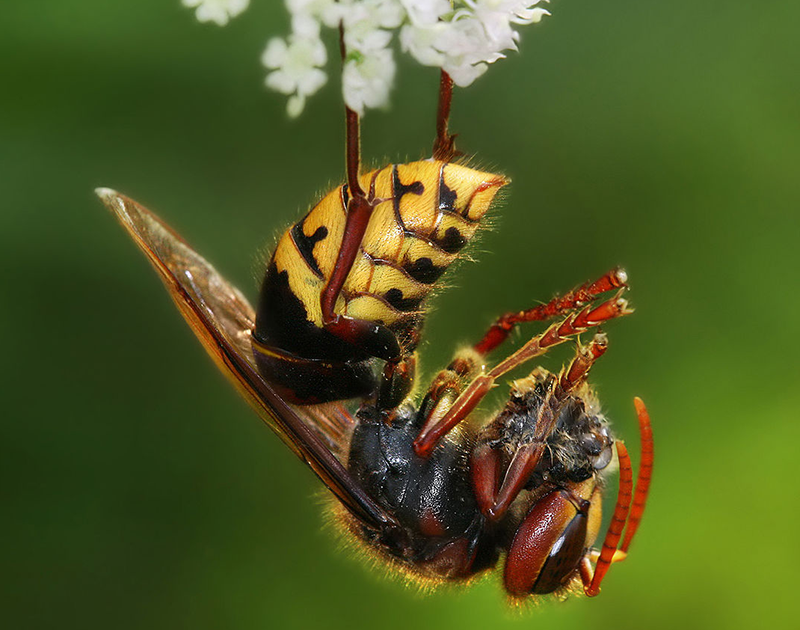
<box><xmin>3</xmin><ymin>1</ymin><xmax>798</xmax><ymax>629</ymax></box>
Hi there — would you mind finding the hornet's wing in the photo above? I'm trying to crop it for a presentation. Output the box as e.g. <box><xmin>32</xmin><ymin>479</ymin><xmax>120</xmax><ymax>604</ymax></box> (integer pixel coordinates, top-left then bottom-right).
<box><xmin>97</xmin><ymin>188</ymin><xmax>395</xmax><ymax>532</ymax></box>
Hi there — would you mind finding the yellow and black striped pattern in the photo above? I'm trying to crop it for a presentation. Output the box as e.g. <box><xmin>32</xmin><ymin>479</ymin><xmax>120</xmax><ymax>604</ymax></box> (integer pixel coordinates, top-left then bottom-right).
<box><xmin>269</xmin><ymin>160</ymin><xmax>507</xmax><ymax>341</ymax></box>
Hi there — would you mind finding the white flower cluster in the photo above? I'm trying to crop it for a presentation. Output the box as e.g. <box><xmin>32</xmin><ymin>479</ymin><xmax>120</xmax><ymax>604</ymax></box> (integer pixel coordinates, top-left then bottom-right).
<box><xmin>183</xmin><ymin>0</ymin><xmax>550</xmax><ymax>117</ymax></box>
<box><xmin>182</xmin><ymin>0</ymin><xmax>250</xmax><ymax>26</ymax></box>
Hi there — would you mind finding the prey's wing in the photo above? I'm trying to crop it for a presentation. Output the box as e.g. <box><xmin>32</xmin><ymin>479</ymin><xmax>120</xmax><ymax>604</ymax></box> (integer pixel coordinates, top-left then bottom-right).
<box><xmin>97</xmin><ymin>188</ymin><xmax>394</xmax><ymax>531</ymax></box>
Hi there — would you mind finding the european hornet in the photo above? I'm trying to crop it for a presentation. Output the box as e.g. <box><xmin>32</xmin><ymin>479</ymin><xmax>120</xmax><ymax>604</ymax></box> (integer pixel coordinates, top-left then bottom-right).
<box><xmin>98</xmin><ymin>68</ymin><xmax>653</xmax><ymax>600</ymax></box>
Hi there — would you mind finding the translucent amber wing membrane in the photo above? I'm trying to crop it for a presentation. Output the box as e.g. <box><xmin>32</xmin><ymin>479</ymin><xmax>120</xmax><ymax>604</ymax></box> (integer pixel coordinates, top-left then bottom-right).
<box><xmin>96</xmin><ymin>188</ymin><xmax>393</xmax><ymax>530</ymax></box>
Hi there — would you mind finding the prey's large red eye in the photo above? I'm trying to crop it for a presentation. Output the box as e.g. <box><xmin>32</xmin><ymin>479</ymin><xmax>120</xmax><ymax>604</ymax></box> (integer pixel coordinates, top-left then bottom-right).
<box><xmin>504</xmin><ymin>490</ymin><xmax>589</xmax><ymax>596</ymax></box>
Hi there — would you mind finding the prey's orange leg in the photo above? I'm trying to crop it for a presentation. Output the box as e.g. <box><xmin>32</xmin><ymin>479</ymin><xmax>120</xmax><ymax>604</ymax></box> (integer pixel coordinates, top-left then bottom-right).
<box><xmin>472</xmin><ymin>334</ymin><xmax>609</xmax><ymax>520</ymax></box>
<box><xmin>475</xmin><ymin>268</ymin><xmax>628</xmax><ymax>355</ymax></box>
<box><xmin>621</xmin><ymin>398</ymin><xmax>654</xmax><ymax>552</ymax></box>
<box><xmin>414</xmin><ymin>294</ymin><xmax>631</xmax><ymax>458</ymax></box>
<box><xmin>585</xmin><ymin>441</ymin><xmax>633</xmax><ymax>596</ymax></box>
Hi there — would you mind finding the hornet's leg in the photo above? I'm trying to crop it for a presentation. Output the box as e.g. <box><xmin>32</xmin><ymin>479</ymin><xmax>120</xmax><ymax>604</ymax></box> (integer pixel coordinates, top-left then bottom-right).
<box><xmin>412</xmin><ymin>348</ymin><xmax>486</xmax><ymax>436</ymax></box>
<box><xmin>432</xmin><ymin>70</ymin><xmax>459</xmax><ymax>162</ymax></box>
<box><xmin>376</xmin><ymin>352</ymin><xmax>418</xmax><ymax>411</ymax></box>
<box><xmin>320</xmin><ymin>25</ymin><xmax>401</xmax><ymax>362</ymax></box>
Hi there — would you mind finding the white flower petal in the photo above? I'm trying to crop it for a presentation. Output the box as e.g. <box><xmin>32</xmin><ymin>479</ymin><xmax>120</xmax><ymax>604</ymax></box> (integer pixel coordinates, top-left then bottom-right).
<box><xmin>291</xmin><ymin>13</ymin><xmax>322</xmax><ymax>38</ymax></box>
<box><xmin>262</xmin><ymin>38</ymin><xmax>288</xmax><ymax>68</ymax></box>
<box><xmin>400</xmin><ymin>24</ymin><xmax>447</xmax><ymax>67</ymax></box>
<box><xmin>227</xmin><ymin>0</ymin><xmax>249</xmax><ymax>16</ymax></box>
<box><xmin>259</xmin><ymin>0</ymin><xmax>552</xmax><ymax>115</ymax></box>
<box><xmin>400</xmin><ymin>0</ymin><xmax>451</xmax><ymax>26</ymax></box>
<box><xmin>287</xmin><ymin>94</ymin><xmax>306</xmax><ymax>117</ymax></box>
<box><xmin>368</xmin><ymin>0</ymin><xmax>405</xmax><ymax>29</ymax></box>
<box><xmin>183</xmin><ymin>0</ymin><xmax>250</xmax><ymax>26</ymax></box>
<box><xmin>445</xmin><ymin>60</ymin><xmax>488</xmax><ymax>87</ymax></box>
<box><xmin>345</xmin><ymin>27</ymin><xmax>393</xmax><ymax>53</ymax></box>
<box><xmin>266</xmin><ymin>70</ymin><xmax>297</xmax><ymax>94</ymax></box>
<box><xmin>342</xmin><ymin>47</ymin><xmax>395</xmax><ymax>115</ymax></box>
<box><xmin>511</xmin><ymin>8</ymin><xmax>549</xmax><ymax>24</ymax></box>
<box><xmin>196</xmin><ymin>5</ymin><xmax>228</xmax><ymax>25</ymax></box>
<box><xmin>297</xmin><ymin>67</ymin><xmax>328</xmax><ymax>96</ymax></box>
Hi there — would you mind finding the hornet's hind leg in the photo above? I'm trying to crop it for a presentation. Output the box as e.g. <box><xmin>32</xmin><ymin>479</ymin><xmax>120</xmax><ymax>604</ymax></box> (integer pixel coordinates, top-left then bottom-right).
<box><xmin>319</xmin><ymin>26</ymin><xmax>399</xmax><ymax>363</ymax></box>
<box><xmin>326</xmin><ymin>65</ymin><xmax>468</xmax><ymax>411</ymax></box>
<box><xmin>432</xmin><ymin>71</ymin><xmax>460</xmax><ymax>162</ymax></box>
<box><xmin>321</xmin><ymin>51</ymin><xmax>464</xmax><ymax>377</ymax></box>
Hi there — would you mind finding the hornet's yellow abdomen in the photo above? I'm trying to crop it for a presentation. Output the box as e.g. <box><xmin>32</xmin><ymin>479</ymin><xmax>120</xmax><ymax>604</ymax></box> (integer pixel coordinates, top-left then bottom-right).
<box><xmin>252</xmin><ymin>160</ymin><xmax>507</xmax><ymax>404</ymax></box>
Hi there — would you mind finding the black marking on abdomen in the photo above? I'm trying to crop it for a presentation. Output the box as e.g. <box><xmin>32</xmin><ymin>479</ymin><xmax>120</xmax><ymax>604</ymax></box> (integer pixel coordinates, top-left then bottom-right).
<box><xmin>392</xmin><ymin>165</ymin><xmax>425</xmax><ymax>231</ymax></box>
<box><xmin>436</xmin><ymin>226</ymin><xmax>467</xmax><ymax>253</ymax></box>
<box><xmin>291</xmin><ymin>222</ymin><xmax>329</xmax><ymax>278</ymax></box>
<box><xmin>403</xmin><ymin>257</ymin><xmax>446</xmax><ymax>285</ymax></box>
<box><xmin>384</xmin><ymin>288</ymin><xmax>425</xmax><ymax>312</ymax></box>
<box><xmin>254</xmin><ymin>262</ymin><xmax>369</xmax><ymax>362</ymax></box>
<box><xmin>438</xmin><ymin>167</ymin><xmax>457</xmax><ymax>213</ymax></box>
